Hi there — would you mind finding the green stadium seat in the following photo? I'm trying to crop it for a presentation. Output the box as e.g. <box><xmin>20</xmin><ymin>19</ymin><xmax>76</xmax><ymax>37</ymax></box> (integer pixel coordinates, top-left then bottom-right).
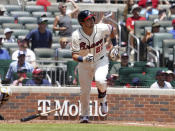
<box><xmin>134</xmin><ymin>21</ymin><xmax>153</xmax><ymax>39</ymax></box>
<box><xmin>0</xmin><ymin>16</ymin><xmax>14</xmax><ymax>24</ymax></box>
<box><xmin>10</xmin><ymin>11</ymin><xmax>31</xmax><ymax>17</ymax></box>
<box><xmin>66</xmin><ymin>60</ymin><xmax>79</xmax><ymax>85</ymax></box>
<box><xmin>0</xmin><ymin>60</ymin><xmax>13</xmax><ymax>80</ymax></box>
<box><xmin>32</xmin><ymin>11</ymin><xmax>52</xmax><ymax>18</ymax></box>
<box><xmin>145</xmin><ymin>67</ymin><xmax>168</xmax><ymax>78</ymax></box>
<box><xmin>162</xmin><ymin>39</ymin><xmax>175</xmax><ymax>66</ymax></box>
<box><xmin>18</xmin><ymin>17</ymin><xmax>38</xmax><ymax>25</ymax></box>
<box><xmin>153</xmin><ymin>33</ymin><xmax>173</xmax><ymax>53</ymax></box>
<box><xmin>25</xmin><ymin>5</ymin><xmax>44</xmax><ymax>13</ymax></box>
<box><xmin>134</xmin><ymin>61</ymin><xmax>147</xmax><ymax>67</ymax></box>
<box><xmin>2</xmin><ymin>42</ymin><xmax>18</xmax><ymax>49</ymax></box>
<box><xmin>4</xmin><ymin>5</ymin><xmax>22</xmax><ymax>12</ymax></box>
<box><xmin>2</xmin><ymin>23</ymin><xmax>24</xmax><ymax>29</ymax></box>
<box><xmin>56</xmin><ymin>49</ymin><xmax>72</xmax><ymax>61</ymax></box>
<box><xmin>25</xmin><ymin>24</ymin><xmax>38</xmax><ymax>31</ymax></box>
<box><xmin>12</xmin><ymin>29</ymin><xmax>29</xmax><ymax>38</ymax></box>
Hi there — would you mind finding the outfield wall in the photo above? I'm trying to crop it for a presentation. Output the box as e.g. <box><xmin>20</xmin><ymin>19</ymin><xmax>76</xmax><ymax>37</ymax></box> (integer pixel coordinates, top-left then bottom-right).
<box><xmin>0</xmin><ymin>86</ymin><xmax>175</xmax><ymax>122</ymax></box>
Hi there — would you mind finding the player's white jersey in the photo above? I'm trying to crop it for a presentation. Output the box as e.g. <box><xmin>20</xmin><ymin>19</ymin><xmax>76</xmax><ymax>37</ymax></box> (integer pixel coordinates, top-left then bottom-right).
<box><xmin>71</xmin><ymin>23</ymin><xmax>112</xmax><ymax>62</ymax></box>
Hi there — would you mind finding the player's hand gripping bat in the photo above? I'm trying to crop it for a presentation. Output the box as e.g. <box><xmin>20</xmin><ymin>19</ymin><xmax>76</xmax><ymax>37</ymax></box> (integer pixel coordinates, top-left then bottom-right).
<box><xmin>20</xmin><ymin>108</ymin><xmax>60</xmax><ymax>122</ymax></box>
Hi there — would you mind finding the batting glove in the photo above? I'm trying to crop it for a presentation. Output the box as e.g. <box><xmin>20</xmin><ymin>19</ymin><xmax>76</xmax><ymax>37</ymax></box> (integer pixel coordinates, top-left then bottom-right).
<box><xmin>109</xmin><ymin>46</ymin><xmax>119</xmax><ymax>61</ymax></box>
<box><xmin>83</xmin><ymin>53</ymin><xmax>94</xmax><ymax>62</ymax></box>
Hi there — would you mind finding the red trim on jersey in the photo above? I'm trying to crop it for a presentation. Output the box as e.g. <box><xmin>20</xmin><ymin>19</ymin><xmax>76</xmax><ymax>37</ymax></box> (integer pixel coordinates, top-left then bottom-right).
<box><xmin>84</xmin><ymin>14</ymin><xmax>95</xmax><ymax>21</ymax></box>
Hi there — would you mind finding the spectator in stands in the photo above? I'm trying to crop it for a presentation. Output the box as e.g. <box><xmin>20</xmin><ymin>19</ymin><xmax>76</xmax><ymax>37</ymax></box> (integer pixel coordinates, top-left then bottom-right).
<box><xmin>142</xmin><ymin>20</ymin><xmax>160</xmax><ymax>47</ymax></box>
<box><xmin>12</xmin><ymin>38</ymin><xmax>36</xmax><ymax>67</ymax></box>
<box><xmin>12</xmin><ymin>67</ymin><xmax>28</xmax><ymax>86</ymax></box>
<box><xmin>26</xmin><ymin>68</ymin><xmax>51</xmax><ymax>86</ymax></box>
<box><xmin>0</xmin><ymin>5</ymin><xmax>7</xmax><ymax>16</ymax></box>
<box><xmin>2</xmin><ymin>28</ymin><xmax>15</xmax><ymax>43</ymax></box>
<box><xmin>168</xmin><ymin>19</ymin><xmax>175</xmax><ymax>38</ymax></box>
<box><xmin>5</xmin><ymin>51</ymin><xmax>33</xmax><ymax>83</ymax></box>
<box><xmin>123</xmin><ymin>0</ymin><xmax>135</xmax><ymax>21</ymax></box>
<box><xmin>36</xmin><ymin>0</ymin><xmax>51</xmax><ymax>12</ymax></box>
<box><xmin>140</xmin><ymin>1</ymin><xmax>159</xmax><ymax>20</ymax></box>
<box><xmin>126</xmin><ymin>4</ymin><xmax>146</xmax><ymax>47</ymax></box>
<box><xmin>165</xmin><ymin>70</ymin><xmax>175</xmax><ymax>88</ymax></box>
<box><xmin>53</xmin><ymin>0</ymin><xmax>79</xmax><ymax>38</ymax></box>
<box><xmin>0</xmin><ymin>36</ymin><xmax>10</xmax><ymax>60</ymax></box>
<box><xmin>108</xmin><ymin>53</ymin><xmax>132</xmax><ymax>84</ymax></box>
<box><xmin>150</xmin><ymin>70</ymin><xmax>173</xmax><ymax>89</ymax></box>
<box><xmin>168</xmin><ymin>3</ymin><xmax>175</xmax><ymax>17</ymax></box>
<box><xmin>59</xmin><ymin>37</ymin><xmax>70</xmax><ymax>49</ymax></box>
<box><xmin>158</xmin><ymin>9</ymin><xmax>167</xmax><ymax>21</ymax></box>
<box><xmin>25</xmin><ymin>18</ymin><xmax>52</xmax><ymax>51</ymax></box>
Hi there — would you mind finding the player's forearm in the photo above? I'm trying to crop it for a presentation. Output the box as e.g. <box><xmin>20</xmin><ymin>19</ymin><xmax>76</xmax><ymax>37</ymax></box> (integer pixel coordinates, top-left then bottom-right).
<box><xmin>72</xmin><ymin>54</ymin><xmax>83</xmax><ymax>62</ymax></box>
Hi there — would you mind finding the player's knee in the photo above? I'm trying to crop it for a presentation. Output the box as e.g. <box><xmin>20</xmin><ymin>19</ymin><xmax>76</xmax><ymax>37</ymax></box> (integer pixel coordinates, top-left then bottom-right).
<box><xmin>97</xmin><ymin>89</ymin><xmax>106</xmax><ymax>98</ymax></box>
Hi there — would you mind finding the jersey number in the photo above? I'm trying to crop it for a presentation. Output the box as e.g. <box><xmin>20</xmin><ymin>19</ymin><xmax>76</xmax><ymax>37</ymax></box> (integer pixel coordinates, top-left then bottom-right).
<box><xmin>96</xmin><ymin>44</ymin><xmax>103</xmax><ymax>53</ymax></box>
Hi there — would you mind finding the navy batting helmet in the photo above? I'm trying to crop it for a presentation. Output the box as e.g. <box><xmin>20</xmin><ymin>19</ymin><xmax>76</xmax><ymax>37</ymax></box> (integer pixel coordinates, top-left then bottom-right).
<box><xmin>78</xmin><ymin>10</ymin><xmax>95</xmax><ymax>24</ymax></box>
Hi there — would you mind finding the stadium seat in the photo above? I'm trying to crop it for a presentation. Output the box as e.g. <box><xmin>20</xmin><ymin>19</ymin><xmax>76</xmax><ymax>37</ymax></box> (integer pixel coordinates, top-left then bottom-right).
<box><xmin>152</xmin><ymin>33</ymin><xmax>173</xmax><ymax>53</ymax></box>
<box><xmin>162</xmin><ymin>39</ymin><xmax>175</xmax><ymax>66</ymax></box>
<box><xmin>52</xmin><ymin>43</ymin><xmax>60</xmax><ymax>50</ymax></box>
<box><xmin>0</xmin><ymin>59</ymin><xmax>13</xmax><ymax>80</ymax></box>
<box><xmin>66</xmin><ymin>60</ymin><xmax>79</xmax><ymax>85</ymax></box>
<box><xmin>148</xmin><ymin>14</ymin><xmax>159</xmax><ymax>21</ymax></box>
<box><xmin>48</xmin><ymin>24</ymin><xmax>53</xmax><ymax>31</ymax></box>
<box><xmin>25</xmin><ymin>5</ymin><xmax>45</xmax><ymax>13</ymax></box>
<box><xmin>34</xmin><ymin>48</ymin><xmax>55</xmax><ymax>61</ymax></box>
<box><xmin>134</xmin><ymin>21</ymin><xmax>153</xmax><ymax>39</ymax></box>
<box><xmin>169</xmin><ymin>15</ymin><xmax>175</xmax><ymax>20</ymax></box>
<box><xmin>56</xmin><ymin>49</ymin><xmax>72</xmax><ymax>61</ymax></box>
<box><xmin>12</xmin><ymin>29</ymin><xmax>29</xmax><ymax>38</ymax></box>
<box><xmin>2</xmin><ymin>42</ymin><xmax>18</xmax><ymax>49</ymax></box>
<box><xmin>71</xmin><ymin>18</ymin><xmax>79</xmax><ymax>25</ymax></box>
<box><xmin>32</xmin><ymin>11</ymin><xmax>52</xmax><ymax>18</ymax></box>
<box><xmin>0</xmin><ymin>16</ymin><xmax>14</xmax><ymax>24</ymax></box>
<box><xmin>4</xmin><ymin>5</ymin><xmax>22</xmax><ymax>13</ymax></box>
<box><xmin>52</xmin><ymin>36</ymin><xmax>59</xmax><ymax>43</ymax></box>
<box><xmin>18</xmin><ymin>17</ymin><xmax>38</xmax><ymax>24</ymax></box>
<box><xmin>47</xmin><ymin>5</ymin><xmax>59</xmax><ymax>15</ymax></box>
<box><xmin>10</xmin><ymin>11</ymin><xmax>31</xmax><ymax>17</ymax></box>
<box><xmin>25</xmin><ymin>24</ymin><xmax>38</xmax><ymax>31</ymax></box>
<box><xmin>2</xmin><ymin>23</ymin><xmax>24</xmax><ymax>29</ymax></box>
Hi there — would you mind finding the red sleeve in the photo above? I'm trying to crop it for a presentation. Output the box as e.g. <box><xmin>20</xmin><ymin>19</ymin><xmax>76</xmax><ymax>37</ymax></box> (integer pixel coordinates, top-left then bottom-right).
<box><xmin>126</xmin><ymin>17</ymin><xmax>132</xmax><ymax>29</ymax></box>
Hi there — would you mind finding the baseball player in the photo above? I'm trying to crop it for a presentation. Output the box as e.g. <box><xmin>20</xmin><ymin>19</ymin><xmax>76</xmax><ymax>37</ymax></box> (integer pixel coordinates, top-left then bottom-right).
<box><xmin>71</xmin><ymin>10</ymin><xmax>118</xmax><ymax>123</ymax></box>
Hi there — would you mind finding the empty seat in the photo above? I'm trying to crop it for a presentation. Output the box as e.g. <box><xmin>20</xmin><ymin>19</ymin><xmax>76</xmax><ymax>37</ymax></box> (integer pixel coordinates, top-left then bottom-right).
<box><xmin>10</xmin><ymin>11</ymin><xmax>31</xmax><ymax>17</ymax></box>
<box><xmin>2</xmin><ymin>42</ymin><xmax>18</xmax><ymax>49</ymax></box>
<box><xmin>18</xmin><ymin>17</ymin><xmax>38</xmax><ymax>24</ymax></box>
<box><xmin>56</xmin><ymin>49</ymin><xmax>72</xmax><ymax>61</ymax></box>
<box><xmin>47</xmin><ymin>5</ymin><xmax>58</xmax><ymax>13</ymax></box>
<box><xmin>153</xmin><ymin>33</ymin><xmax>173</xmax><ymax>53</ymax></box>
<box><xmin>12</xmin><ymin>29</ymin><xmax>29</xmax><ymax>38</ymax></box>
<box><xmin>148</xmin><ymin>14</ymin><xmax>159</xmax><ymax>21</ymax></box>
<box><xmin>25</xmin><ymin>24</ymin><xmax>38</xmax><ymax>31</ymax></box>
<box><xmin>32</xmin><ymin>11</ymin><xmax>52</xmax><ymax>18</ymax></box>
<box><xmin>34</xmin><ymin>48</ymin><xmax>55</xmax><ymax>60</ymax></box>
<box><xmin>25</xmin><ymin>5</ymin><xmax>44</xmax><ymax>12</ymax></box>
<box><xmin>162</xmin><ymin>39</ymin><xmax>175</xmax><ymax>65</ymax></box>
<box><xmin>4</xmin><ymin>5</ymin><xmax>22</xmax><ymax>12</ymax></box>
<box><xmin>52</xmin><ymin>36</ymin><xmax>59</xmax><ymax>43</ymax></box>
<box><xmin>0</xmin><ymin>0</ymin><xmax>9</xmax><ymax>5</ymax></box>
<box><xmin>0</xmin><ymin>16</ymin><xmax>14</xmax><ymax>24</ymax></box>
<box><xmin>9</xmin><ymin>47</ymin><xmax>18</xmax><ymax>57</ymax></box>
<box><xmin>2</xmin><ymin>23</ymin><xmax>23</xmax><ymax>29</ymax></box>
<box><xmin>48</xmin><ymin>24</ymin><xmax>53</xmax><ymax>31</ymax></box>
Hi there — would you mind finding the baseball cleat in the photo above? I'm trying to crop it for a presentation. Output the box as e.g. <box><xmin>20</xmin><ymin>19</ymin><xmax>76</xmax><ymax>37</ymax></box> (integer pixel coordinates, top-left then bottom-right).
<box><xmin>80</xmin><ymin>116</ymin><xmax>89</xmax><ymax>123</ymax></box>
<box><xmin>100</xmin><ymin>102</ymin><xmax>108</xmax><ymax>114</ymax></box>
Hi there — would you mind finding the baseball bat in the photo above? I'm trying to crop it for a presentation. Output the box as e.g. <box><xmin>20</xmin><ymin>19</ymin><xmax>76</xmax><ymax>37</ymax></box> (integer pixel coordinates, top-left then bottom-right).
<box><xmin>20</xmin><ymin>108</ymin><xmax>60</xmax><ymax>122</ymax></box>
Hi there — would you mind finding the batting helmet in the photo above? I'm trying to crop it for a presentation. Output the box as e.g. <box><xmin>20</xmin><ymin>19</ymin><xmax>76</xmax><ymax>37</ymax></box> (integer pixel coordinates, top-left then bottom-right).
<box><xmin>78</xmin><ymin>10</ymin><xmax>95</xmax><ymax>24</ymax></box>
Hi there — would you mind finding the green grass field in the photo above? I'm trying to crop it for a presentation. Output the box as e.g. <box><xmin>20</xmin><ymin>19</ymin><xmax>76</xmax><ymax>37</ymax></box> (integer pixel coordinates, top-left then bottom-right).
<box><xmin>0</xmin><ymin>123</ymin><xmax>174</xmax><ymax>131</ymax></box>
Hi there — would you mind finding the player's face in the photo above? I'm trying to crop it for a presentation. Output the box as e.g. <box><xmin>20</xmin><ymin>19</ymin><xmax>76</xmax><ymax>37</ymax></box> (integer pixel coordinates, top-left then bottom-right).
<box><xmin>83</xmin><ymin>17</ymin><xmax>94</xmax><ymax>29</ymax></box>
